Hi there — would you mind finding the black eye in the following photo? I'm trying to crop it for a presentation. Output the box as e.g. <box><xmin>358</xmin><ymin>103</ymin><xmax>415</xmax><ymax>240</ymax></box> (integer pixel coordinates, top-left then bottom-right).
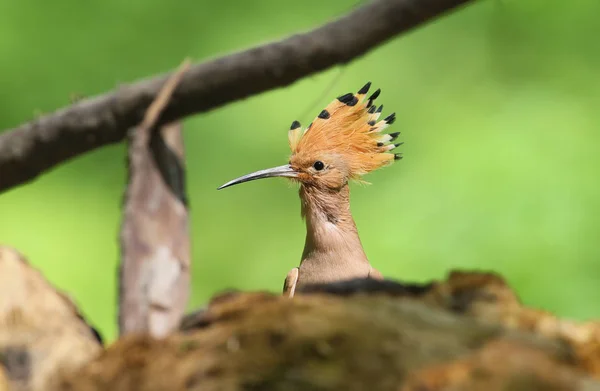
<box><xmin>313</xmin><ymin>161</ymin><xmax>325</xmax><ymax>171</ymax></box>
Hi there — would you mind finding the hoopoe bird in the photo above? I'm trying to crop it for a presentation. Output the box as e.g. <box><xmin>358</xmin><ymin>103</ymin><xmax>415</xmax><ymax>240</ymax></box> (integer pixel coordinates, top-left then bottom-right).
<box><xmin>218</xmin><ymin>82</ymin><xmax>401</xmax><ymax>297</ymax></box>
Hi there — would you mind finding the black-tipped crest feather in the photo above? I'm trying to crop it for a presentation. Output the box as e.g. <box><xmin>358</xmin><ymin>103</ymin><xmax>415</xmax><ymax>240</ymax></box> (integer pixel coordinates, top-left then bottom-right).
<box><xmin>318</xmin><ymin>109</ymin><xmax>330</xmax><ymax>119</ymax></box>
<box><xmin>337</xmin><ymin>93</ymin><xmax>354</xmax><ymax>104</ymax></box>
<box><xmin>358</xmin><ymin>82</ymin><xmax>371</xmax><ymax>95</ymax></box>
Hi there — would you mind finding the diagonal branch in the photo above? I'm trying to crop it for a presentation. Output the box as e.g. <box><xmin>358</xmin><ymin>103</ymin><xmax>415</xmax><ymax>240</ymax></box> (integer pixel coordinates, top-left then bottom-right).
<box><xmin>0</xmin><ymin>0</ymin><xmax>475</xmax><ymax>193</ymax></box>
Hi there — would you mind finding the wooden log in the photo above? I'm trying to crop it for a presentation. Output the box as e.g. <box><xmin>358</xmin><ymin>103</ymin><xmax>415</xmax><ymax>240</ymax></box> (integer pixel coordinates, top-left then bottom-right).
<box><xmin>54</xmin><ymin>285</ymin><xmax>599</xmax><ymax>391</ymax></box>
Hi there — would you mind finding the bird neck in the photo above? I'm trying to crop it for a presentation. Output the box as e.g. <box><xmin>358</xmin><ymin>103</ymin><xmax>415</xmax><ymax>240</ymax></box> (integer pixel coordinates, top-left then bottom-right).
<box><xmin>299</xmin><ymin>184</ymin><xmax>368</xmax><ymax>265</ymax></box>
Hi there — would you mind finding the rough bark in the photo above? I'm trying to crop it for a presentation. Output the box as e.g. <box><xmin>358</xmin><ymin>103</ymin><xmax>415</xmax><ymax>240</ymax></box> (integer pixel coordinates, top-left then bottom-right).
<box><xmin>297</xmin><ymin>271</ymin><xmax>600</xmax><ymax>377</ymax></box>
<box><xmin>119</xmin><ymin>61</ymin><xmax>191</xmax><ymax>338</ymax></box>
<box><xmin>0</xmin><ymin>0</ymin><xmax>476</xmax><ymax>193</ymax></box>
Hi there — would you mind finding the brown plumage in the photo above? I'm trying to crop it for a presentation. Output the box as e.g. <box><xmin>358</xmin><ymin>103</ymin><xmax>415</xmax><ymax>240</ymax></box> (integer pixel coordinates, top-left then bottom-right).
<box><xmin>219</xmin><ymin>82</ymin><xmax>401</xmax><ymax>297</ymax></box>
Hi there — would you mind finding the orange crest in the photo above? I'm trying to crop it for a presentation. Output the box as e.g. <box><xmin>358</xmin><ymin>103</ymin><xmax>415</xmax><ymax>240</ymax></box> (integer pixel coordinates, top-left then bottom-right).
<box><xmin>287</xmin><ymin>82</ymin><xmax>401</xmax><ymax>179</ymax></box>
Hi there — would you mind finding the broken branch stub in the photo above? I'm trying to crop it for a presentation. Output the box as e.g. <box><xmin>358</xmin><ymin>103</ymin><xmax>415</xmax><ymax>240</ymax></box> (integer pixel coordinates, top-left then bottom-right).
<box><xmin>118</xmin><ymin>61</ymin><xmax>191</xmax><ymax>338</ymax></box>
<box><xmin>0</xmin><ymin>246</ymin><xmax>101</xmax><ymax>391</ymax></box>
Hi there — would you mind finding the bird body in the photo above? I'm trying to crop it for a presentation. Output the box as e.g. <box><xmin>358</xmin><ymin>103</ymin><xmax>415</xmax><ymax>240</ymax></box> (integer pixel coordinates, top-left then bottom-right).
<box><xmin>219</xmin><ymin>82</ymin><xmax>400</xmax><ymax>297</ymax></box>
<box><xmin>284</xmin><ymin>183</ymin><xmax>382</xmax><ymax>296</ymax></box>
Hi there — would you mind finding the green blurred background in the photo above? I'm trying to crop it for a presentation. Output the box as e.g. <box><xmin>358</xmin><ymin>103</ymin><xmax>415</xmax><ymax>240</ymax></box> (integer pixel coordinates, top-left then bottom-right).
<box><xmin>1</xmin><ymin>0</ymin><xmax>599</xmax><ymax>342</ymax></box>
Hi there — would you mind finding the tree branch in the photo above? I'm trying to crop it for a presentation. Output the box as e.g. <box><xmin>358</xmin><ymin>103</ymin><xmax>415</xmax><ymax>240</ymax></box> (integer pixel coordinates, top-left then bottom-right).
<box><xmin>0</xmin><ymin>0</ymin><xmax>475</xmax><ymax>193</ymax></box>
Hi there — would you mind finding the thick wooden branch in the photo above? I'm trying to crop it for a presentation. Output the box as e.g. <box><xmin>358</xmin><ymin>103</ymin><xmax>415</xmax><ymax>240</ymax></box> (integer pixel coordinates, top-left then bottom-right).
<box><xmin>0</xmin><ymin>0</ymin><xmax>475</xmax><ymax>193</ymax></box>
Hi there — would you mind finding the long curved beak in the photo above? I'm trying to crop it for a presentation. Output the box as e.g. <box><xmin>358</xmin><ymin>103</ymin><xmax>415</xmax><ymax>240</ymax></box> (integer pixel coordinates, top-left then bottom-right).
<box><xmin>217</xmin><ymin>164</ymin><xmax>298</xmax><ymax>190</ymax></box>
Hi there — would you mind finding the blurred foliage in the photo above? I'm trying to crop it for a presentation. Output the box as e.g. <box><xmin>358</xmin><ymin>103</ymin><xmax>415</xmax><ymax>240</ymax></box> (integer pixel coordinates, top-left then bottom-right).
<box><xmin>1</xmin><ymin>0</ymin><xmax>600</xmax><ymax>342</ymax></box>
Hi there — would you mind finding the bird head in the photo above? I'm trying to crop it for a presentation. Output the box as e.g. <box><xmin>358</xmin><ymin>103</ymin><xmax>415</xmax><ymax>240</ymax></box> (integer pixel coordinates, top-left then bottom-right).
<box><xmin>218</xmin><ymin>82</ymin><xmax>402</xmax><ymax>191</ymax></box>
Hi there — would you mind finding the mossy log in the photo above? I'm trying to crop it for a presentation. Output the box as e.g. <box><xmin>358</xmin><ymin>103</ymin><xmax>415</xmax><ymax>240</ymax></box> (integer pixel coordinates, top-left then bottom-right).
<box><xmin>55</xmin><ymin>287</ymin><xmax>600</xmax><ymax>391</ymax></box>
<box><xmin>1</xmin><ymin>246</ymin><xmax>600</xmax><ymax>391</ymax></box>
